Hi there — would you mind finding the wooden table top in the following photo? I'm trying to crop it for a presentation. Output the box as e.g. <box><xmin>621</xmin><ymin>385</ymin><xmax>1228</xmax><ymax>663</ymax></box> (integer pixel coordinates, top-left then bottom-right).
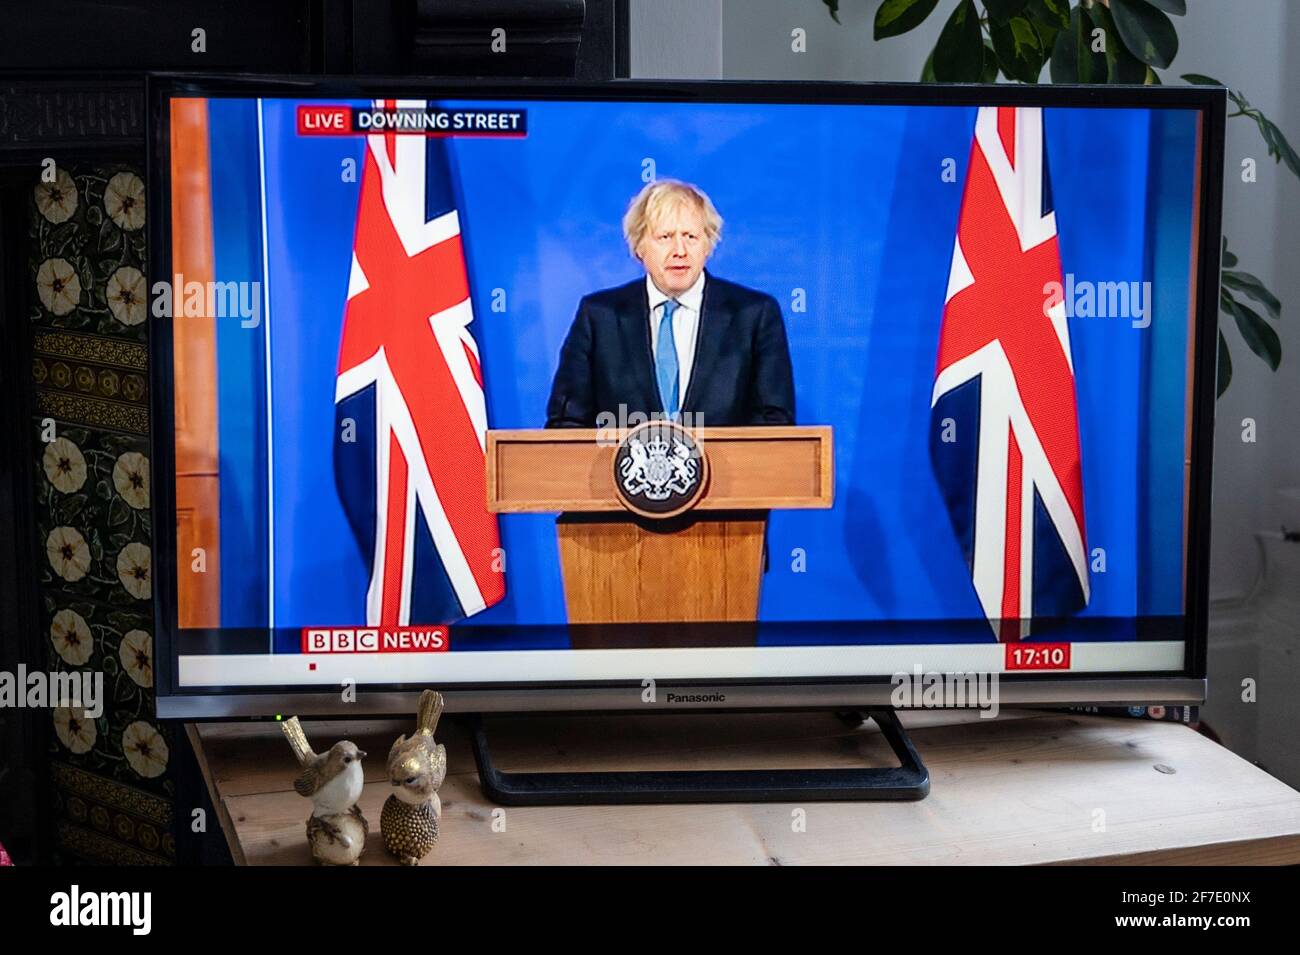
<box><xmin>187</xmin><ymin>708</ymin><xmax>1300</xmax><ymax>866</ymax></box>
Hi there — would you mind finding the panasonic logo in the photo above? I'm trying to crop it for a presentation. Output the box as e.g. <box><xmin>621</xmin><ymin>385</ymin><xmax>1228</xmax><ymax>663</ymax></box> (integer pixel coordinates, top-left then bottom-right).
<box><xmin>664</xmin><ymin>692</ymin><xmax>725</xmax><ymax>704</ymax></box>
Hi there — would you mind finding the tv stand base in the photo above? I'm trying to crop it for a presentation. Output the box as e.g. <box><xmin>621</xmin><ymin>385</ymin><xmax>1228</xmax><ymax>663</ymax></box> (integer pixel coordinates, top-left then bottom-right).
<box><xmin>469</xmin><ymin>708</ymin><xmax>929</xmax><ymax>805</ymax></box>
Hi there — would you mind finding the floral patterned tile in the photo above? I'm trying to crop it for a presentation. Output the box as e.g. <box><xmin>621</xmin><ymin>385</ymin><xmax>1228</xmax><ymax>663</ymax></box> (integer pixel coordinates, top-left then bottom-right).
<box><xmin>28</xmin><ymin>159</ymin><xmax>175</xmax><ymax>863</ymax></box>
<box><xmin>35</xmin><ymin>424</ymin><xmax>152</xmax><ymax>607</ymax></box>
<box><xmin>42</xmin><ymin>592</ymin><xmax>172</xmax><ymax>796</ymax></box>
<box><xmin>31</xmin><ymin>166</ymin><xmax>147</xmax><ymax>342</ymax></box>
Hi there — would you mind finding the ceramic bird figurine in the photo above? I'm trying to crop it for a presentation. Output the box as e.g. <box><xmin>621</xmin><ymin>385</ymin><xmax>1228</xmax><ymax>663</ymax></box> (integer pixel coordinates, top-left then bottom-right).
<box><xmin>281</xmin><ymin>717</ymin><xmax>370</xmax><ymax>866</ymax></box>
<box><xmin>381</xmin><ymin>689</ymin><xmax>447</xmax><ymax>865</ymax></box>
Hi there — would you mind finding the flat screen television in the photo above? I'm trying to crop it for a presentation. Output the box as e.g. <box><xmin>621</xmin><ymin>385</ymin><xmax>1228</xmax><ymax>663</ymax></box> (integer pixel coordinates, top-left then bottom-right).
<box><xmin>148</xmin><ymin>75</ymin><xmax>1223</xmax><ymax>719</ymax></box>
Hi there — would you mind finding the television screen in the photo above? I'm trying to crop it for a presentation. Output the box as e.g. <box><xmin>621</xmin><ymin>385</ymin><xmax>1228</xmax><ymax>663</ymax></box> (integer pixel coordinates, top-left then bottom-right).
<box><xmin>150</xmin><ymin>80</ymin><xmax>1221</xmax><ymax>715</ymax></box>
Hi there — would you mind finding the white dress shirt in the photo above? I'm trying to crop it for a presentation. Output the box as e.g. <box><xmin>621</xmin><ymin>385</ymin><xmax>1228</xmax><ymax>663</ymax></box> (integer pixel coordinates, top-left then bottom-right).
<box><xmin>646</xmin><ymin>271</ymin><xmax>704</xmax><ymax>406</ymax></box>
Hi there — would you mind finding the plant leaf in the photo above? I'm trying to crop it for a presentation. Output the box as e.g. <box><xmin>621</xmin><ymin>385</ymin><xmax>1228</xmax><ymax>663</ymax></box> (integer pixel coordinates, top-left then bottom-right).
<box><xmin>1142</xmin><ymin>0</ymin><xmax>1186</xmax><ymax>14</ymax></box>
<box><xmin>981</xmin><ymin>40</ymin><xmax>1000</xmax><ymax>83</ymax></box>
<box><xmin>1049</xmin><ymin>7</ymin><xmax>1079</xmax><ymax>82</ymax></box>
<box><xmin>1253</xmin><ymin>112</ymin><xmax>1300</xmax><ymax>179</ymax></box>
<box><xmin>1026</xmin><ymin>1</ymin><xmax>1063</xmax><ymax>55</ymax></box>
<box><xmin>1222</xmin><ymin>270</ymin><xmax>1281</xmax><ymax>320</ymax></box>
<box><xmin>1109</xmin><ymin>45</ymin><xmax>1149</xmax><ymax>84</ymax></box>
<box><xmin>983</xmin><ymin>0</ymin><xmax>1029</xmax><ymax>23</ymax></box>
<box><xmin>990</xmin><ymin>15</ymin><xmax>1044</xmax><ymax>83</ymax></box>
<box><xmin>1180</xmin><ymin>72</ymin><xmax>1223</xmax><ymax>86</ymax></box>
<box><xmin>1089</xmin><ymin>3</ymin><xmax>1147</xmax><ymax>83</ymax></box>
<box><xmin>1221</xmin><ymin>236</ymin><xmax>1238</xmax><ymax>269</ymax></box>
<box><xmin>823</xmin><ymin>0</ymin><xmax>841</xmax><ymax>23</ymax></box>
<box><xmin>1145</xmin><ymin>66</ymin><xmax>1162</xmax><ymax>84</ymax></box>
<box><xmin>1222</xmin><ymin>291</ymin><xmax>1281</xmax><ymax>370</ymax></box>
<box><xmin>1110</xmin><ymin>0</ymin><xmax>1178</xmax><ymax>69</ymax></box>
<box><xmin>875</xmin><ymin>0</ymin><xmax>942</xmax><ymax>39</ymax></box>
<box><xmin>933</xmin><ymin>0</ymin><xmax>985</xmax><ymax>82</ymax></box>
<box><xmin>1217</xmin><ymin>329</ymin><xmax>1232</xmax><ymax>398</ymax></box>
<box><xmin>1032</xmin><ymin>0</ymin><xmax>1070</xmax><ymax>29</ymax></box>
<box><xmin>1074</xmin><ymin>5</ymin><xmax>1110</xmax><ymax>84</ymax></box>
<box><xmin>921</xmin><ymin>47</ymin><xmax>937</xmax><ymax>82</ymax></box>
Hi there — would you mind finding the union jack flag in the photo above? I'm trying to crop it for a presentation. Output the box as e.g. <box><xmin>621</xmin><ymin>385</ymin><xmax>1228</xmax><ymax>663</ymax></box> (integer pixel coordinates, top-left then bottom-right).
<box><xmin>930</xmin><ymin>106</ymin><xmax>1089</xmax><ymax>642</ymax></box>
<box><xmin>334</xmin><ymin>99</ymin><xmax>505</xmax><ymax>626</ymax></box>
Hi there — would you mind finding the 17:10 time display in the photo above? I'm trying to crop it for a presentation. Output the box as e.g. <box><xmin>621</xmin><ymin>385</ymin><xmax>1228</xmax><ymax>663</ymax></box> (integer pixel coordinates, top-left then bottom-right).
<box><xmin>1005</xmin><ymin>643</ymin><xmax>1072</xmax><ymax>671</ymax></box>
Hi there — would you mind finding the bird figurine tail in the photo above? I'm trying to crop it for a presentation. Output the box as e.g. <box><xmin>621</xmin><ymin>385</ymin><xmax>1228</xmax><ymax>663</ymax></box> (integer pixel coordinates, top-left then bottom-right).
<box><xmin>281</xmin><ymin>716</ymin><xmax>315</xmax><ymax>767</ymax></box>
<box><xmin>415</xmin><ymin>689</ymin><xmax>444</xmax><ymax>738</ymax></box>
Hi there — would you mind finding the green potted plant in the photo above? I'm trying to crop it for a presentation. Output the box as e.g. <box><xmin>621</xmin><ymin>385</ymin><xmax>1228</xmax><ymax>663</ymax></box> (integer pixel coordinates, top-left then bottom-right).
<box><xmin>824</xmin><ymin>0</ymin><xmax>1295</xmax><ymax>395</ymax></box>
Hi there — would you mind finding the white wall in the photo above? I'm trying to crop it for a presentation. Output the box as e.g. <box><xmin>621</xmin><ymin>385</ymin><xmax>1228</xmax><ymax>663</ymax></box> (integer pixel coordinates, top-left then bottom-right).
<box><xmin>722</xmin><ymin>0</ymin><xmax>939</xmax><ymax>81</ymax></box>
<box><xmin>633</xmin><ymin>0</ymin><xmax>1300</xmax><ymax>785</ymax></box>
<box><xmin>630</xmin><ymin>0</ymin><xmax>722</xmax><ymax>78</ymax></box>
<box><xmin>710</xmin><ymin>0</ymin><xmax>1300</xmax><ymax>605</ymax></box>
<box><xmin>1173</xmin><ymin>1</ymin><xmax>1300</xmax><ymax>787</ymax></box>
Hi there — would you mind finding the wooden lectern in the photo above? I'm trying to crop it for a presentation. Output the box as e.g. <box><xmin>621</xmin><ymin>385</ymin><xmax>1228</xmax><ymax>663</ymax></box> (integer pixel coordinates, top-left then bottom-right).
<box><xmin>478</xmin><ymin>426</ymin><xmax>930</xmax><ymax>805</ymax></box>
<box><xmin>485</xmin><ymin>426</ymin><xmax>833</xmax><ymax>624</ymax></box>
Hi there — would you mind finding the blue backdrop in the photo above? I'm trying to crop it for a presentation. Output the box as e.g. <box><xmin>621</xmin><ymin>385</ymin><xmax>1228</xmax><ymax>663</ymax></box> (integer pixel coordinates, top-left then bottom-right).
<box><xmin>198</xmin><ymin>97</ymin><xmax>1199</xmax><ymax>640</ymax></box>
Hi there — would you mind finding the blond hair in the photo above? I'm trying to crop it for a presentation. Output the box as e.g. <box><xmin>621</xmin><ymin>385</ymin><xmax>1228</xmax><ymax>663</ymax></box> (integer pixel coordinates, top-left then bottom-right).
<box><xmin>622</xmin><ymin>179</ymin><xmax>723</xmax><ymax>258</ymax></box>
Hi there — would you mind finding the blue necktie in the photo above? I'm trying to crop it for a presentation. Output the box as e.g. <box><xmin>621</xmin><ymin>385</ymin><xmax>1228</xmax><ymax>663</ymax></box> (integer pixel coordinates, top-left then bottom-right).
<box><xmin>655</xmin><ymin>299</ymin><xmax>680</xmax><ymax>418</ymax></box>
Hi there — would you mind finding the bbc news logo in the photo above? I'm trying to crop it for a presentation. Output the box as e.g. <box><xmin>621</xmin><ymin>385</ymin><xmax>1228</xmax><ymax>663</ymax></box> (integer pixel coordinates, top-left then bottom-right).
<box><xmin>301</xmin><ymin>626</ymin><xmax>449</xmax><ymax>653</ymax></box>
<box><xmin>296</xmin><ymin>105</ymin><xmax>527</xmax><ymax>138</ymax></box>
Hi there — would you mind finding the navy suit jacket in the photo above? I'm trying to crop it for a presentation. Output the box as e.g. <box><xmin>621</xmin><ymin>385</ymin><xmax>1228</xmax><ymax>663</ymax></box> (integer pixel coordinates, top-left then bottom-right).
<box><xmin>545</xmin><ymin>272</ymin><xmax>795</xmax><ymax>428</ymax></box>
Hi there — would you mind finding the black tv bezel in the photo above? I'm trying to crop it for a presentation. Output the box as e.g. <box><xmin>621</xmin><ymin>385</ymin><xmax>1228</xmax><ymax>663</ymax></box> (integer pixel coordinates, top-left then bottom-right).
<box><xmin>146</xmin><ymin>73</ymin><xmax>1223</xmax><ymax>718</ymax></box>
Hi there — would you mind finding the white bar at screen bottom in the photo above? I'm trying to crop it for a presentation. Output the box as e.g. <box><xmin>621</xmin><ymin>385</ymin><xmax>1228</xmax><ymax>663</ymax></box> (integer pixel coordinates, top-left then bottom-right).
<box><xmin>179</xmin><ymin>641</ymin><xmax>1187</xmax><ymax>687</ymax></box>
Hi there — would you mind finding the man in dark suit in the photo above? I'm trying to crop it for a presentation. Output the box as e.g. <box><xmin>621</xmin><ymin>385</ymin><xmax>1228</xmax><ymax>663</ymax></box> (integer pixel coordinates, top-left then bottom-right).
<box><xmin>546</xmin><ymin>179</ymin><xmax>795</xmax><ymax>428</ymax></box>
